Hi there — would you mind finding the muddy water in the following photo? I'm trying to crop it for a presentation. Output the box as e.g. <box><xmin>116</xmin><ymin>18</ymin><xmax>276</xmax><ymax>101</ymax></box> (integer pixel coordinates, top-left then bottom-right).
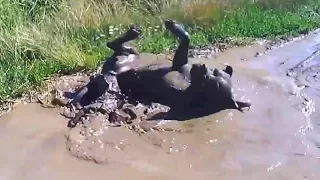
<box><xmin>1</xmin><ymin>31</ymin><xmax>320</xmax><ymax>180</ymax></box>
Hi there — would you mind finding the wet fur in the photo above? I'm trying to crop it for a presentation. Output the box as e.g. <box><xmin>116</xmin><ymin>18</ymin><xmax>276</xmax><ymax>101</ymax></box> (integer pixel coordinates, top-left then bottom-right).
<box><xmin>117</xmin><ymin>62</ymin><xmax>251</xmax><ymax>113</ymax></box>
<box><xmin>117</xmin><ymin>64</ymin><xmax>190</xmax><ymax>107</ymax></box>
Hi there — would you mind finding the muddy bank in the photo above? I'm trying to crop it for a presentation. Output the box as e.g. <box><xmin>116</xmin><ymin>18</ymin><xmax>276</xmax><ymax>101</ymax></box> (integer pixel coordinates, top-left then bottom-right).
<box><xmin>1</xmin><ymin>30</ymin><xmax>320</xmax><ymax>180</ymax></box>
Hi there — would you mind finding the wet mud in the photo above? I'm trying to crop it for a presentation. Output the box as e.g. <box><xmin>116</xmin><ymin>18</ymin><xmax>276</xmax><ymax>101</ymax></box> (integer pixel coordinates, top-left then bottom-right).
<box><xmin>1</xmin><ymin>30</ymin><xmax>320</xmax><ymax>180</ymax></box>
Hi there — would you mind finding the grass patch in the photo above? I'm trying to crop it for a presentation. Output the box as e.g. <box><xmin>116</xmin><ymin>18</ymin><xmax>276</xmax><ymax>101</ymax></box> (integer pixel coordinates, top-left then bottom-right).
<box><xmin>0</xmin><ymin>0</ymin><xmax>320</xmax><ymax>102</ymax></box>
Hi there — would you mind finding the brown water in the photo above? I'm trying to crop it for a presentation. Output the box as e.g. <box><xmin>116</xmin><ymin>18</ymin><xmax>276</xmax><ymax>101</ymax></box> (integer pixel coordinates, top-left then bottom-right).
<box><xmin>1</xmin><ymin>30</ymin><xmax>320</xmax><ymax>180</ymax></box>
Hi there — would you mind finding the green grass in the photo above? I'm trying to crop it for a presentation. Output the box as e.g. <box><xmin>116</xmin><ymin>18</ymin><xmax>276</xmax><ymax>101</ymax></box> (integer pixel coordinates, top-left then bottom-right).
<box><xmin>0</xmin><ymin>0</ymin><xmax>320</xmax><ymax>102</ymax></box>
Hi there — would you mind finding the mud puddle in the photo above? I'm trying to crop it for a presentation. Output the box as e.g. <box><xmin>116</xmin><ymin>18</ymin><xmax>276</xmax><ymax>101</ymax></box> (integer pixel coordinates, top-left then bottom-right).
<box><xmin>1</xmin><ymin>31</ymin><xmax>320</xmax><ymax>180</ymax></box>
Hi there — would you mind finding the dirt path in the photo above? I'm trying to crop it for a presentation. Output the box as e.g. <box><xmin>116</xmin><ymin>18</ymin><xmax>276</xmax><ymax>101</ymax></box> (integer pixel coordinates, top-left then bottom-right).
<box><xmin>1</xmin><ymin>30</ymin><xmax>320</xmax><ymax>180</ymax></box>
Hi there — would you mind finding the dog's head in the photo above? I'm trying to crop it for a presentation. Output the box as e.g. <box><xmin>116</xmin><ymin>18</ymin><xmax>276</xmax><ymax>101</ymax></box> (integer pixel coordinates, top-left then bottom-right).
<box><xmin>190</xmin><ymin>63</ymin><xmax>208</xmax><ymax>84</ymax></box>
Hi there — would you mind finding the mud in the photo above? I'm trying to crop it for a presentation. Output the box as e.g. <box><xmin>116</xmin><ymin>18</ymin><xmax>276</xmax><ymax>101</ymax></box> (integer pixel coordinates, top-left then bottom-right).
<box><xmin>1</xmin><ymin>30</ymin><xmax>320</xmax><ymax>180</ymax></box>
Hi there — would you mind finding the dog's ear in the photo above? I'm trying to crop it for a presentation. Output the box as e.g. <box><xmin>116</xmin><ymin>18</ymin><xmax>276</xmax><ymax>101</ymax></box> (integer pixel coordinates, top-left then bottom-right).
<box><xmin>200</xmin><ymin>64</ymin><xmax>208</xmax><ymax>74</ymax></box>
<box><xmin>224</xmin><ymin>65</ymin><xmax>233</xmax><ymax>77</ymax></box>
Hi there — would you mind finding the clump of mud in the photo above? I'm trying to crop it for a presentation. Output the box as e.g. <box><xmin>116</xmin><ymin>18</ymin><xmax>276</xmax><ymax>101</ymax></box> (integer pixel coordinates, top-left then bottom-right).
<box><xmin>58</xmin><ymin>79</ymin><xmax>181</xmax><ymax>163</ymax></box>
<box><xmin>66</xmin><ymin>115</ymin><xmax>110</xmax><ymax>164</ymax></box>
<box><xmin>64</xmin><ymin>102</ymin><xmax>183</xmax><ymax>164</ymax></box>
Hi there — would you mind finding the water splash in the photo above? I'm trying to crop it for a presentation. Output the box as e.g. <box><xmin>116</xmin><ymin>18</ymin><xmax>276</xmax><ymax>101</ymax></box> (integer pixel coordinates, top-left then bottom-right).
<box><xmin>290</xmin><ymin>83</ymin><xmax>315</xmax><ymax>134</ymax></box>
